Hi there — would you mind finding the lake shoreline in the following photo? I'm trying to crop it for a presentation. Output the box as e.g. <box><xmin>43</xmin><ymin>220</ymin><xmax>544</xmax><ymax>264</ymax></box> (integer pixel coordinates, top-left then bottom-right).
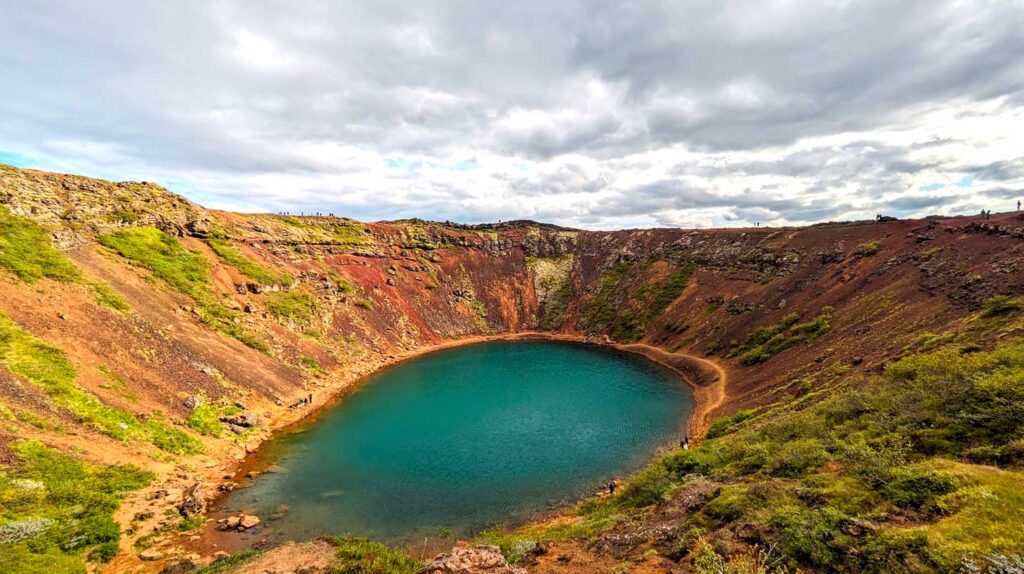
<box><xmin>178</xmin><ymin>332</ymin><xmax>726</xmax><ymax>561</ymax></box>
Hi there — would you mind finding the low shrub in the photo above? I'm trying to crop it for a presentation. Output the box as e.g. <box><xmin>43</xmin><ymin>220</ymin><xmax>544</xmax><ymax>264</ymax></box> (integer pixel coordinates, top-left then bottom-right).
<box><xmin>0</xmin><ymin>440</ymin><xmax>152</xmax><ymax>568</ymax></box>
<box><xmin>707</xmin><ymin>410</ymin><xmax>755</xmax><ymax>439</ymax></box>
<box><xmin>190</xmin><ymin>550</ymin><xmax>262</xmax><ymax>574</ymax></box>
<box><xmin>331</xmin><ymin>536</ymin><xmax>421</xmax><ymax>574</ymax></box>
<box><xmin>883</xmin><ymin>470</ymin><xmax>956</xmax><ymax>514</ymax></box>
<box><xmin>980</xmin><ymin>295</ymin><xmax>1024</xmax><ymax>318</ymax></box>
<box><xmin>858</xmin><ymin>241</ymin><xmax>882</xmax><ymax>257</ymax></box>
<box><xmin>729</xmin><ymin>308</ymin><xmax>833</xmax><ymax>365</ymax></box>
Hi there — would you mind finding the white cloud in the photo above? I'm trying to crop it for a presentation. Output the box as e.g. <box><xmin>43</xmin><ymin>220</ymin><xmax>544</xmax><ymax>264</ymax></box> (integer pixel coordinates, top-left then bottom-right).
<box><xmin>0</xmin><ymin>0</ymin><xmax>1021</xmax><ymax>229</ymax></box>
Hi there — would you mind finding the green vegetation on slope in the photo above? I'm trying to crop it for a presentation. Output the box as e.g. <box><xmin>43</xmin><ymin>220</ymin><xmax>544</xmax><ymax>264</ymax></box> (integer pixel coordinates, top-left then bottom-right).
<box><xmin>580</xmin><ymin>262</ymin><xmax>631</xmax><ymax>333</ymax></box>
<box><xmin>0</xmin><ymin>206</ymin><xmax>129</xmax><ymax>311</ymax></box>
<box><xmin>0</xmin><ymin>440</ymin><xmax>153</xmax><ymax>572</ymax></box>
<box><xmin>185</xmin><ymin>397</ymin><xmax>253</xmax><ymax>438</ymax></box>
<box><xmin>0</xmin><ymin>312</ymin><xmax>202</xmax><ymax>454</ymax></box>
<box><xmin>98</xmin><ymin>227</ymin><xmax>267</xmax><ymax>351</ymax></box>
<box><xmin>580</xmin><ymin>261</ymin><xmax>694</xmax><ymax>342</ymax></box>
<box><xmin>332</xmin><ymin>536</ymin><xmax>422</xmax><ymax>574</ymax></box>
<box><xmin>610</xmin><ymin>264</ymin><xmax>695</xmax><ymax>342</ymax></box>
<box><xmin>541</xmin><ymin>280</ymin><xmax>572</xmax><ymax>330</ymax></box>
<box><xmin>205</xmin><ymin>238</ymin><xmax>292</xmax><ymax>287</ymax></box>
<box><xmin>265</xmin><ymin>290</ymin><xmax>315</xmax><ymax>326</ymax></box>
<box><xmin>189</xmin><ymin>550</ymin><xmax>263</xmax><ymax>574</ymax></box>
<box><xmin>727</xmin><ymin>307</ymin><xmax>833</xmax><ymax>365</ymax></box>
<box><xmin>0</xmin><ymin>206</ymin><xmax>82</xmax><ymax>283</ymax></box>
<box><xmin>491</xmin><ymin>340</ymin><xmax>1024</xmax><ymax>573</ymax></box>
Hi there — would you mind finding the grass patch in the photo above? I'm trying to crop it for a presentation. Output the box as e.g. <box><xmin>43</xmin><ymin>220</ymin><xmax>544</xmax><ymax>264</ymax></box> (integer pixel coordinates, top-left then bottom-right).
<box><xmin>0</xmin><ymin>440</ymin><xmax>152</xmax><ymax>570</ymax></box>
<box><xmin>190</xmin><ymin>550</ymin><xmax>262</xmax><ymax>574</ymax></box>
<box><xmin>205</xmin><ymin>238</ymin><xmax>292</xmax><ymax>287</ymax></box>
<box><xmin>706</xmin><ymin>409</ymin><xmax>755</xmax><ymax>439</ymax></box>
<box><xmin>980</xmin><ymin>295</ymin><xmax>1024</xmax><ymax>318</ymax></box>
<box><xmin>728</xmin><ymin>307</ymin><xmax>833</xmax><ymax>365</ymax></box>
<box><xmin>265</xmin><ymin>290</ymin><xmax>314</xmax><ymax>325</ymax></box>
<box><xmin>0</xmin><ymin>206</ymin><xmax>82</xmax><ymax>283</ymax></box>
<box><xmin>186</xmin><ymin>401</ymin><xmax>223</xmax><ymax>437</ymax></box>
<box><xmin>859</xmin><ymin>241</ymin><xmax>883</xmax><ymax>257</ymax></box>
<box><xmin>99</xmin><ymin>227</ymin><xmax>267</xmax><ymax>351</ymax></box>
<box><xmin>610</xmin><ymin>264</ymin><xmax>694</xmax><ymax>342</ymax></box>
<box><xmin>466</xmin><ymin>299</ymin><xmax>488</xmax><ymax>329</ymax></box>
<box><xmin>331</xmin><ymin>536</ymin><xmax>421</xmax><ymax>574</ymax></box>
<box><xmin>0</xmin><ymin>312</ymin><xmax>202</xmax><ymax>454</ymax></box>
<box><xmin>177</xmin><ymin>514</ymin><xmax>207</xmax><ymax>531</ymax></box>
<box><xmin>0</xmin><ymin>206</ymin><xmax>129</xmax><ymax>311</ymax></box>
<box><xmin>299</xmin><ymin>355</ymin><xmax>322</xmax><ymax>374</ymax></box>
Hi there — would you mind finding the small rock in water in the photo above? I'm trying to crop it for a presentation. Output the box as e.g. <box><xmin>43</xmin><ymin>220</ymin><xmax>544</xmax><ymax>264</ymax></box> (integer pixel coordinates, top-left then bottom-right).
<box><xmin>269</xmin><ymin>504</ymin><xmax>289</xmax><ymax>520</ymax></box>
<box><xmin>238</xmin><ymin>514</ymin><xmax>261</xmax><ymax>530</ymax></box>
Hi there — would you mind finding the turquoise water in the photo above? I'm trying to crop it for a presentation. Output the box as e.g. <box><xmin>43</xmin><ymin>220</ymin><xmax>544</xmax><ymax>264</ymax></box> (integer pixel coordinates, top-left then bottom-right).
<box><xmin>213</xmin><ymin>340</ymin><xmax>692</xmax><ymax>545</ymax></box>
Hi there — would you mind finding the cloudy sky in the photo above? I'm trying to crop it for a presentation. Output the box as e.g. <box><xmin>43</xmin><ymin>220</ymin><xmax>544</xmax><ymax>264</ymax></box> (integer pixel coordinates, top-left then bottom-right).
<box><xmin>1</xmin><ymin>1</ymin><xmax>1023</xmax><ymax>229</ymax></box>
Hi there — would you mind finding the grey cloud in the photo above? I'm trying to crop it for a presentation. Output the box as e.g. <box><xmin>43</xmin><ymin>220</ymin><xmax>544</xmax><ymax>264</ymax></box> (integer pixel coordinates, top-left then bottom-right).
<box><xmin>965</xmin><ymin>159</ymin><xmax>1024</xmax><ymax>182</ymax></box>
<box><xmin>0</xmin><ymin>1</ymin><xmax>1022</xmax><ymax>228</ymax></box>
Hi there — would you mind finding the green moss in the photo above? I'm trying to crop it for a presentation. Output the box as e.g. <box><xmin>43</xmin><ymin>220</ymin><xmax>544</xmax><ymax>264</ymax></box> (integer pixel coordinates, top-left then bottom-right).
<box><xmin>186</xmin><ymin>401</ymin><xmax>223</xmax><ymax>437</ymax></box>
<box><xmin>541</xmin><ymin>280</ymin><xmax>572</xmax><ymax>330</ymax></box>
<box><xmin>99</xmin><ymin>227</ymin><xmax>267</xmax><ymax>351</ymax></box>
<box><xmin>87</xmin><ymin>281</ymin><xmax>130</xmax><ymax>311</ymax></box>
<box><xmin>980</xmin><ymin>295</ymin><xmax>1024</xmax><ymax>318</ymax></box>
<box><xmin>466</xmin><ymin>299</ymin><xmax>488</xmax><ymax>329</ymax></box>
<box><xmin>299</xmin><ymin>355</ymin><xmax>322</xmax><ymax>374</ymax></box>
<box><xmin>265</xmin><ymin>291</ymin><xmax>314</xmax><ymax>325</ymax></box>
<box><xmin>99</xmin><ymin>227</ymin><xmax>209</xmax><ymax>297</ymax></box>
<box><xmin>331</xmin><ymin>536</ymin><xmax>422</xmax><ymax>574</ymax></box>
<box><xmin>728</xmin><ymin>307</ymin><xmax>833</xmax><ymax>365</ymax></box>
<box><xmin>859</xmin><ymin>241</ymin><xmax>882</xmax><ymax>256</ymax></box>
<box><xmin>0</xmin><ymin>312</ymin><xmax>202</xmax><ymax>454</ymax></box>
<box><xmin>177</xmin><ymin>514</ymin><xmax>207</xmax><ymax>531</ymax></box>
<box><xmin>0</xmin><ymin>440</ymin><xmax>152</xmax><ymax>569</ymax></box>
<box><xmin>0</xmin><ymin>206</ymin><xmax>82</xmax><ymax>283</ymax></box>
<box><xmin>205</xmin><ymin>238</ymin><xmax>292</xmax><ymax>286</ymax></box>
<box><xmin>0</xmin><ymin>206</ymin><xmax>130</xmax><ymax>311</ymax></box>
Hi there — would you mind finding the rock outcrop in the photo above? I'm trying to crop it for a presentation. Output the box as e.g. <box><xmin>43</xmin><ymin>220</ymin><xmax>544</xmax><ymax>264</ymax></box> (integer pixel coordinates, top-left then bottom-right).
<box><xmin>419</xmin><ymin>544</ymin><xmax>527</xmax><ymax>574</ymax></box>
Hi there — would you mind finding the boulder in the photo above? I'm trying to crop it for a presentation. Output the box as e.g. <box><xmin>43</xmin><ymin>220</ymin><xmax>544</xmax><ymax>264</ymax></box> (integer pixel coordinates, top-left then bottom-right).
<box><xmin>178</xmin><ymin>482</ymin><xmax>205</xmax><ymax>518</ymax></box>
<box><xmin>839</xmin><ymin>517</ymin><xmax>877</xmax><ymax>538</ymax></box>
<box><xmin>418</xmin><ymin>543</ymin><xmax>526</xmax><ymax>574</ymax></box>
<box><xmin>139</xmin><ymin>548</ymin><xmax>164</xmax><ymax>561</ymax></box>
<box><xmin>238</xmin><ymin>514</ymin><xmax>261</xmax><ymax>530</ymax></box>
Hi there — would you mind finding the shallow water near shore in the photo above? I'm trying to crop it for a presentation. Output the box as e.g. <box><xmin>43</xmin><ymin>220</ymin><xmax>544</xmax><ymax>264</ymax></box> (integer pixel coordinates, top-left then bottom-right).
<box><xmin>212</xmin><ymin>340</ymin><xmax>693</xmax><ymax>546</ymax></box>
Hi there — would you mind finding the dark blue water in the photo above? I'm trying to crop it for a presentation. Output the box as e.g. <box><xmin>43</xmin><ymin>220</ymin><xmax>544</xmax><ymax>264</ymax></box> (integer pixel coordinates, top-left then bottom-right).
<box><xmin>214</xmin><ymin>340</ymin><xmax>692</xmax><ymax>545</ymax></box>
